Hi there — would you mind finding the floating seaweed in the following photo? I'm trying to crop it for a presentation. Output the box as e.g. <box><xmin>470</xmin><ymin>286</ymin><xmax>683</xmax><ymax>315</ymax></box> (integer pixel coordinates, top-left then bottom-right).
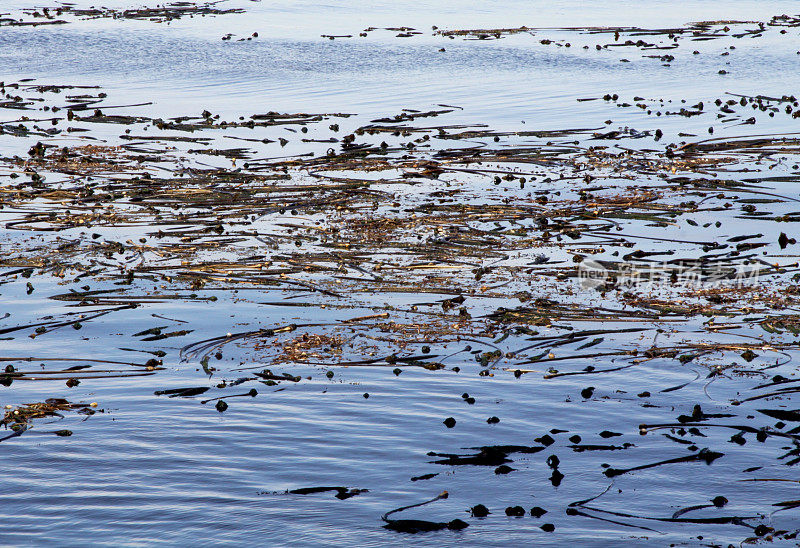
<box><xmin>2</xmin><ymin>12</ymin><xmax>800</xmax><ymax>538</ymax></box>
<box><xmin>1</xmin><ymin>398</ymin><xmax>99</xmax><ymax>441</ymax></box>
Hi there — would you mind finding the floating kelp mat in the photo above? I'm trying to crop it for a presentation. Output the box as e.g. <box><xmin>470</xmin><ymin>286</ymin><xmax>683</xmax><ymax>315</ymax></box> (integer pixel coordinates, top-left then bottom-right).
<box><xmin>2</xmin><ymin>9</ymin><xmax>800</xmax><ymax>543</ymax></box>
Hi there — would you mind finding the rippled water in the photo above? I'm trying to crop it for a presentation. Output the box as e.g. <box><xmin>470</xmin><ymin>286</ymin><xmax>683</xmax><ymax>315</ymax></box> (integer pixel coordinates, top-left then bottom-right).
<box><xmin>2</xmin><ymin>1</ymin><xmax>800</xmax><ymax>546</ymax></box>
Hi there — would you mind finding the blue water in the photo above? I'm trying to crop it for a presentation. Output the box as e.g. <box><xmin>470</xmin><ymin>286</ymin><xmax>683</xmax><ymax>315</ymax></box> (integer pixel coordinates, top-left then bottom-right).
<box><xmin>1</xmin><ymin>1</ymin><xmax>800</xmax><ymax>545</ymax></box>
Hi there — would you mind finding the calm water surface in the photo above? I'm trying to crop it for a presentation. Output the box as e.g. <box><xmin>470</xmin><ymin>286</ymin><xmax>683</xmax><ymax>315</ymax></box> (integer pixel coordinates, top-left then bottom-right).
<box><xmin>1</xmin><ymin>1</ymin><xmax>800</xmax><ymax>546</ymax></box>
